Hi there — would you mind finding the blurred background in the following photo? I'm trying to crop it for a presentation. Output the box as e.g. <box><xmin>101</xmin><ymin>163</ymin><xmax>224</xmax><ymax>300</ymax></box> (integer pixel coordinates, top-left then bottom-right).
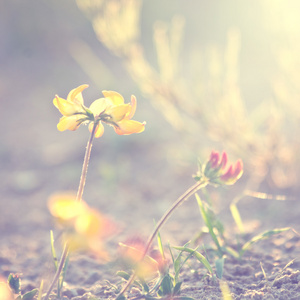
<box><xmin>1</xmin><ymin>0</ymin><xmax>300</xmax><ymax>275</ymax></box>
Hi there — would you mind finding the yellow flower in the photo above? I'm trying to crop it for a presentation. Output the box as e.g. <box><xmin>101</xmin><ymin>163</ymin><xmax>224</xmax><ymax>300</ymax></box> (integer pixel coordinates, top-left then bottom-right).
<box><xmin>101</xmin><ymin>91</ymin><xmax>145</xmax><ymax>135</ymax></box>
<box><xmin>48</xmin><ymin>192</ymin><xmax>117</xmax><ymax>257</ymax></box>
<box><xmin>53</xmin><ymin>85</ymin><xmax>90</xmax><ymax>131</ymax></box>
<box><xmin>53</xmin><ymin>86</ymin><xmax>145</xmax><ymax>138</ymax></box>
<box><xmin>0</xmin><ymin>281</ymin><xmax>14</xmax><ymax>300</ymax></box>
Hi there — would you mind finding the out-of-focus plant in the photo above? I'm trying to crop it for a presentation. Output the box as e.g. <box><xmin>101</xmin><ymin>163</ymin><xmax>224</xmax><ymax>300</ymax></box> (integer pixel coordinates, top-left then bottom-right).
<box><xmin>75</xmin><ymin>0</ymin><xmax>300</xmax><ymax>191</ymax></box>
<box><xmin>0</xmin><ymin>281</ymin><xmax>14</xmax><ymax>300</ymax></box>
<box><xmin>44</xmin><ymin>85</ymin><xmax>145</xmax><ymax>300</ymax></box>
<box><xmin>116</xmin><ymin>235</ymin><xmax>196</xmax><ymax>299</ymax></box>
<box><xmin>0</xmin><ymin>273</ymin><xmax>38</xmax><ymax>300</ymax></box>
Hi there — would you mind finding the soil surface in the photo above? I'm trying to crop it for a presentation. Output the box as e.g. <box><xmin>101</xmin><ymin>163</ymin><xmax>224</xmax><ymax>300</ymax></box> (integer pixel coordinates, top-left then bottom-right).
<box><xmin>2</xmin><ymin>1</ymin><xmax>300</xmax><ymax>299</ymax></box>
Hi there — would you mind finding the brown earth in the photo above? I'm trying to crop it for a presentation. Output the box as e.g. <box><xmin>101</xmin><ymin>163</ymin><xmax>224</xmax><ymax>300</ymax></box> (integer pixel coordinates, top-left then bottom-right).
<box><xmin>1</xmin><ymin>1</ymin><xmax>300</xmax><ymax>299</ymax></box>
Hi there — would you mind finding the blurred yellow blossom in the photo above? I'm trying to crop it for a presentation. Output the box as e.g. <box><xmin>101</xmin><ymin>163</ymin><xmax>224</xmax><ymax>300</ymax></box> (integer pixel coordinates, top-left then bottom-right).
<box><xmin>0</xmin><ymin>281</ymin><xmax>14</xmax><ymax>300</ymax></box>
<box><xmin>48</xmin><ymin>192</ymin><xmax>117</xmax><ymax>257</ymax></box>
<box><xmin>53</xmin><ymin>85</ymin><xmax>145</xmax><ymax>138</ymax></box>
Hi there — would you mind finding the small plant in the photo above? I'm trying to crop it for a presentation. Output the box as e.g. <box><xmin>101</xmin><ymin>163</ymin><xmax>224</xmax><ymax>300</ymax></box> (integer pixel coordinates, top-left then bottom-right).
<box><xmin>116</xmin><ymin>234</ymin><xmax>195</xmax><ymax>299</ymax></box>
<box><xmin>43</xmin><ymin>85</ymin><xmax>284</xmax><ymax>299</ymax></box>
<box><xmin>44</xmin><ymin>85</ymin><xmax>145</xmax><ymax>299</ymax></box>
<box><xmin>116</xmin><ymin>150</ymin><xmax>244</xmax><ymax>299</ymax></box>
<box><xmin>190</xmin><ymin>152</ymin><xmax>293</xmax><ymax>282</ymax></box>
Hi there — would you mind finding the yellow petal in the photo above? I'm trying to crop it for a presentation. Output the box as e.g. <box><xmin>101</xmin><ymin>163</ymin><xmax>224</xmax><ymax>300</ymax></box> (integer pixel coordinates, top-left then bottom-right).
<box><xmin>53</xmin><ymin>96</ymin><xmax>82</xmax><ymax>116</ymax></box>
<box><xmin>102</xmin><ymin>91</ymin><xmax>124</xmax><ymax>106</ymax></box>
<box><xmin>0</xmin><ymin>282</ymin><xmax>14</xmax><ymax>300</ymax></box>
<box><xmin>114</xmin><ymin>120</ymin><xmax>145</xmax><ymax>135</ymax></box>
<box><xmin>126</xmin><ymin>95</ymin><xmax>137</xmax><ymax>120</ymax></box>
<box><xmin>106</xmin><ymin>104</ymin><xmax>131</xmax><ymax>122</ymax></box>
<box><xmin>57</xmin><ymin>115</ymin><xmax>81</xmax><ymax>131</ymax></box>
<box><xmin>48</xmin><ymin>193</ymin><xmax>88</xmax><ymax>220</ymax></box>
<box><xmin>67</xmin><ymin>84</ymin><xmax>89</xmax><ymax>104</ymax></box>
<box><xmin>89</xmin><ymin>122</ymin><xmax>105</xmax><ymax>138</ymax></box>
<box><xmin>75</xmin><ymin>209</ymin><xmax>104</xmax><ymax>237</ymax></box>
<box><xmin>89</xmin><ymin>98</ymin><xmax>112</xmax><ymax>117</ymax></box>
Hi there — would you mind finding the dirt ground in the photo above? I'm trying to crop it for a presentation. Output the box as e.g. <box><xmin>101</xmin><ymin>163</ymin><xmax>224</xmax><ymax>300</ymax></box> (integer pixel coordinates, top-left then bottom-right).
<box><xmin>2</xmin><ymin>1</ymin><xmax>300</xmax><ymax>299</ymax></box>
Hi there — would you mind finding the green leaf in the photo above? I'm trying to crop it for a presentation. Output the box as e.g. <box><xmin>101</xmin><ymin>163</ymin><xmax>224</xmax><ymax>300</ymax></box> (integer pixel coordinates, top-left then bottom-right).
<box><xmin>116</xmin><ymin>271</ymin><xmax>143</xmax><ymax>290</ymax></box>
<box><xmin>172</xmin><ymin>246</ymin><xmax>213</xmax><ymax>275</ymax></box>
<box><xmin>157</xmin><ymin>228</ymin><xmax>165</xmax><ymax>260</ymax></box>
<box><xmin>219</xmin><ymin>281</ymin><xmax>233</xmax><ymax>300</ymax></box>
<box><xmin>195</xmin><ymin>194</ymin><xmax>223</xmax><ymax>255</ymax></box>
<box><xmin>15</xmin><ymin>296</ymin><xmax>22</xmax><ymax>300</ymax></box>
<box><xmin>173</xmin><ymin>281</ymin><xmax>182</xmax><ymax>295</ymax></box>
<box><xmin>50</xmin><ymin>230</ymin><xmax>58</xmax><ymax>269</ymax></box>
<box><xmin>173</xmin><ymin>248</ymin><xmax>182</xmax><ymax>276</ymax></box>
<box><xmin>7</xmin><ymin>273</ymin><xmax>21</xmax><ymax>294</ymax></box>
<box><xmin>240</xmin><ymin>227</ymin><xmax>290</xmax><ymax>256</ymax></box>
<box><xmin>37</xmin><ymin>280</ymin><xmax>43</xmax><ymax>300</ymax></box>
<box><xmin>22</xmin><ymin>289</ymin><xmax>38</xmax><ymax>300</ymax></box>
<box><xmin>160</xmin><ymin>274</ymin><xmax>173</xmax><ymax>296</ymax></box>
<box><xmin>116</xmin><ymin>271</ymin><xmax>131</xmax><ymax>281</ymax></box>
<box><xmin>230</xmin><ymin>203</ymin><xmax>244</xmax><ymax>234</ymax></box>
<box><xmin>139</xmin><ymin>277</ymin><xmax>149</xmax><ymax>293</ymax></box>
<box><xmin>171</xmin><ymin>241</ymin><xmax>191</xmax><ymax>283</ymax></box>
<box><xmin>224</xmin><ymin>246</ymin><xmax>239</xmax><ymax>259</ymax></box>
<box><xmin>215</xmin><ymin>257</ymin><xmax>225</xmax><ymax>279</ymax></box>
<box><xmin>60</xmin><ymin>251</ymin><xmax>70</xmax><ymax>286</ymax></box>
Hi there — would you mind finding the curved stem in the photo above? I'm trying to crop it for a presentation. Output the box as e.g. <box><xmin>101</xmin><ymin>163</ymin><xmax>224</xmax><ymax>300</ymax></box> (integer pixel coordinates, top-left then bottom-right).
<box><xmin>44</xmin><ymin>124</ymin><xmax>97</xmax><ymax>300</ymax></box>
<box><xmin>116</xmin><ymin>179</ymin><xmax>208</xmax><ymax>299</ymax></box>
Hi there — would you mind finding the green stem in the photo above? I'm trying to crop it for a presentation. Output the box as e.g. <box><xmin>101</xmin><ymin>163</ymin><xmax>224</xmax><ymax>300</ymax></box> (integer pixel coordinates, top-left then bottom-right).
<box><xmin>44</xmin><ymin>123</ymin><xmax>97</xmax><ymax>300</ymax></box>
<box><xmin>116</xmin><ymin>179</ymin><xmax>208</xmax><ymax>299</ymax></box>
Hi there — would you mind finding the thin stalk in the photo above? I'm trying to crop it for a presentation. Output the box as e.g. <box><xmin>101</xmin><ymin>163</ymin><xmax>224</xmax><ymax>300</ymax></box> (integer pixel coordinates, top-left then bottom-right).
<box><xmin>116</xmin><ymin>179</ymin><xmax>208</xmax><ymax>299</ymax></box>
<box><xmin>44</xmin><ymin>123</ymin><xmax>97</xmax><ymax>300</ymax></box>
<box><xmin>44</xmin><ymin>243</ymin><xmax>69</xmax><ymax>300</ymax></box>
<box><xmin>76</xmin><ymin>123</ymin><xmax>97</xmax><ymax>202</ymax></box>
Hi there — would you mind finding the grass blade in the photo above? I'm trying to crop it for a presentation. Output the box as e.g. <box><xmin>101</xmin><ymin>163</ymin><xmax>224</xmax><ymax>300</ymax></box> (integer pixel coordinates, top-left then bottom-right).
<box><xmin>219</xmin><ymin>281</ymin><xmax>233</xmax><ymax>300</ymax></box>
<box><xmin>172</xmin><ymin>246</ymin><xmax>213</xmax><ymax>275</ymax></box>
<box><xmin>195</xmin><ymin>193</ymin><xmax>223</xmax><ymax>256</ymax></box>
<box><xmin>50</xmin><ymin>230</ymin><xmax>58</xmax><ymax>269</ymax></box>
<box><xmin>215</xmin><ymin>257</ymin><xmax>225</xmax><ymax>279</ymax></box>
<box><xmin>230</xmin><ymin>203</ymin><xmax>244</xmax><ymax>234</ymax></box>
<box><xmin>240</xmin><ymin>227</ymin><xmax>290</xmax><ymax>256</ymax></box>
<box><xmin>37</xmin><ymin>280</ymin><xmax>43</xmax><ymax>300</ymax></box>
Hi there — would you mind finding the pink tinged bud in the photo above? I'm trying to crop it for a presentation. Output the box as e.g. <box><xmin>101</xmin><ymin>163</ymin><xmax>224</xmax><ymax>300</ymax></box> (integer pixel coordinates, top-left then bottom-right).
<box><xmin>219</xmin><ymin>152</ymin><xmax>228</xmax><ymax>170</ymax></box>
<box><xmin>209</xmin><ymin>151</ymin><xmax>220</xmax><ymax>168</ymax></box>
<box><xmin>220</xmin><ymin>165</ymin><xmax>233</xmax><ymax>182</ymax></box>
<box><xmin>220</xmin><ymin>159</ymin><xmax>243</xmax><ymax>185</ymax></box>
<box><xmin>233</xmin><ymin>160</ymin><xmax>243</xmax><ymax>179</ymax></box>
